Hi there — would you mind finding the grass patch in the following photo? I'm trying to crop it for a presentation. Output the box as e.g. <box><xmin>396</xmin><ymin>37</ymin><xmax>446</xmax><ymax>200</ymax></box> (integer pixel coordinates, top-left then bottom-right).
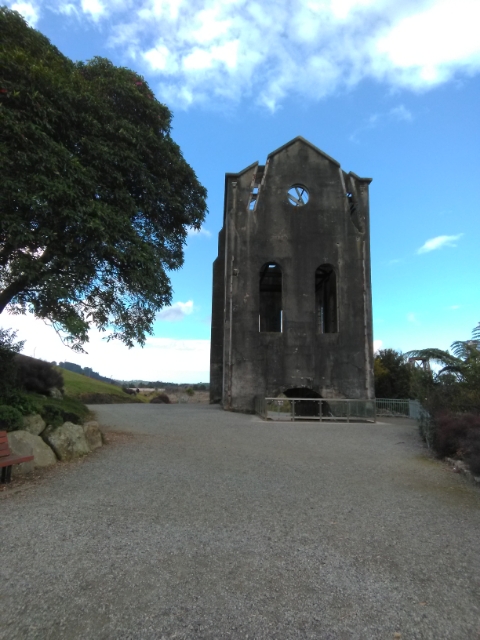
<box><xmin>59</xmin><ymin>368</ymin><xmax>142</xmax><ymax>404</ymax></box>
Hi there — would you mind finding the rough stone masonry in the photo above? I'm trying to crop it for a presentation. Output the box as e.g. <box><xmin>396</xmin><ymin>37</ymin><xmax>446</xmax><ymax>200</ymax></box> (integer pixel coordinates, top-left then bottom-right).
<box><xmin>210</xmin><ymin>136</ymin><xmax>374</xmax><ymax>412</ymax></box>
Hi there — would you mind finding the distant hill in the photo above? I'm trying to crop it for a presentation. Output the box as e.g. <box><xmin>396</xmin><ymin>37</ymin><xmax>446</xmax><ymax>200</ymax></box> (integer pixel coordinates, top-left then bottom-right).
<box><xmin>60</xmin><ymin>368</ymin><xmax>141</xmax><ymax>404</ymax></box>
<box><xmin>59</xmin><ymin>361</ymin><xmax>118</xmax><ymax>386</ymax></box>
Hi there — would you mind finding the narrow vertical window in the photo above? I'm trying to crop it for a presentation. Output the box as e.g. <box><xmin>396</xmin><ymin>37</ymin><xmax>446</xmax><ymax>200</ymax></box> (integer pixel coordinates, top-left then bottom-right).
<box><xmin>259</xmin><ymin>263</ymin><xmax>282</xmax><ymax>332</ymax></box>
<box><xmin>316</xmin><ymin>265</ymin><xmax>337</xmax><ymax>333</ymax></box>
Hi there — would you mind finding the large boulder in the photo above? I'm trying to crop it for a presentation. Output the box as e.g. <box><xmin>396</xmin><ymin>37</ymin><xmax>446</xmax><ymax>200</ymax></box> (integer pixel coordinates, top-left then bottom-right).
<box><xmin>82</xmin><ymin>421</ymin><xmax>103</xmax><ymax>451</ymax></box>
<box><xmin>48</xmin><ymin>387</ymin><xmax>63</xmax><ymax>399</ymax></box>
<box><xmin>42</xmin><ymin>422</ymin><xmax>90</xmax><ymax>461</ymax></box>
<box><xmin>22</xmin><ymin>413</ymin><xmax>46</xmax><ymax>436</ymax></box>
<box><xmin>8</xmin><ymin>430</ymin><xmax>57</xmax><ymax>475</ymax></box>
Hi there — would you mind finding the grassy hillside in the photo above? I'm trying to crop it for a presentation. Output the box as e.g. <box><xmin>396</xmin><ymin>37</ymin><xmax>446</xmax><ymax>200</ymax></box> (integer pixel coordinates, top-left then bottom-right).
<box><xmin>59</xmin><ymin>368</ymin><xmax>141</xmax><ymax>404</ymax></box>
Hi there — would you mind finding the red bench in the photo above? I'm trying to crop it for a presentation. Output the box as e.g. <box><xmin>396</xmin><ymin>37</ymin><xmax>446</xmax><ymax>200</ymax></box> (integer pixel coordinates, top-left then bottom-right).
<box><xmin>0</xmin><ymin>430</ymin><xmax>34</xmax><ymax>483</ymax></box>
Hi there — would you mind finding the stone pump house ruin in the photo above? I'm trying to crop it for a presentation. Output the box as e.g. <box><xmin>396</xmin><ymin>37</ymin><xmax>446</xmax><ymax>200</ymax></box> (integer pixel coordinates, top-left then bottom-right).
<box><xmin>210</xmin><ymin>137</ymin><xmax>374</xmax><ymax>412</ymax></box>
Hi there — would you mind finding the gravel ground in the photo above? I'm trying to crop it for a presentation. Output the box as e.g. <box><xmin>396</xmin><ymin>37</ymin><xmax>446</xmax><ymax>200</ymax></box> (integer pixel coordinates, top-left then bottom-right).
<box><xmin>1</xmin><ymin>404</ymin><xmax>480</xmax><ymax>640</ymax></box>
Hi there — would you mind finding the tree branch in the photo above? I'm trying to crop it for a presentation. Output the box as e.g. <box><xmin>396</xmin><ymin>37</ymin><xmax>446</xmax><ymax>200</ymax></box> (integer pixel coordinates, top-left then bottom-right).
<box><xmin>0</xmin><ymin>274</ymin><xmax>31</xmax><ymax>313</ymax></box>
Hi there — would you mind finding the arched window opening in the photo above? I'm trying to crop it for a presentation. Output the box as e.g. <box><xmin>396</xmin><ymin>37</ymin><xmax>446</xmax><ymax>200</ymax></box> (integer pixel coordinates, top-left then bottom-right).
<box><xmin>315</xmin><ymin>265</ymin><xmax>337</xmax><ymax>333</ymax></box>
<box><xmin>259</xmin><ymin>263</ymin><xmax>282</xmax><ymax>332</ymax></box>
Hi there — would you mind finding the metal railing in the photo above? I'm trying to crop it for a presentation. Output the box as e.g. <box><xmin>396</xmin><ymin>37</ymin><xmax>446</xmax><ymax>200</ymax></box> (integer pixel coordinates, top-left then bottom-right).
<box><xmin>375</xmin><ymin>398</ymin><xmax>410</xmax><ymax>417</ymax></box>
<box><xmin>255</xmin><ymin>397</ymin><xmax>376</xmax><ymax>422</ymax></box>
<box><xmin>375</xmin><ymin>398</ymin><xmax>428</xmax><ymax>419</ymax></box>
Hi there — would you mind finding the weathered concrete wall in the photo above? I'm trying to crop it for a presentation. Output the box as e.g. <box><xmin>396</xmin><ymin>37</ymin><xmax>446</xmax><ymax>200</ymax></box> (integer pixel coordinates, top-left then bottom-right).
<box><xmin>210</xmin><ymin>137</ymin><xmax>374</xmax><ymax>412</ymax></box>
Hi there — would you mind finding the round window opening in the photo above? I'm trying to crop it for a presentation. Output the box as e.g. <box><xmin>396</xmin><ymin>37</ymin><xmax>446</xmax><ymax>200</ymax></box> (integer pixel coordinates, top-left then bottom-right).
<box><xmin>288</xmin><ymin>185</ymin><xmax>309</xmax><ymax>207</ymax></box>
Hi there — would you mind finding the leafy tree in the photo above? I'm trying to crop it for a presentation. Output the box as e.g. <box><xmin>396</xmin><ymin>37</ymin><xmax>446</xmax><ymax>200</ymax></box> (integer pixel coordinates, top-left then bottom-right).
<box><xmin>374</xmin><ymin>348</ymin><xmax>412</xmax><ymax>398</ymax></box>
<box><xmin>0</xmin><ymin>327</ymin><xmax>24</xmax><ymax>400</ymax></box>
<box><xmin>406</xmin><ymin>323</ymin><xmax>480</xmax><ymax>412</ymax></box>
<box><xmin>0</xmin><ymin>8</ymin><xmax>207</xmax><ymax>351</ymax></box>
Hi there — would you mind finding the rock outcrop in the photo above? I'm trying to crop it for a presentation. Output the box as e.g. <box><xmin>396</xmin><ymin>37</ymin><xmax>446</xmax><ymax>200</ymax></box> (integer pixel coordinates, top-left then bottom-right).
<box><xmin>8</xmin><ymin>430</ymin><xmax>57</xmax><ymax>474</ymax></box>
<box><xmin>48</xmin><ymin>387</ymin><xmax>63</xmax><ymax>399</ymax></box>
<box><xmin>82</xmin><ymin>421</ymin><xmax>103</xmax><ymax>451</ymax></box>
<box><xmin>42</xmin><ymin>422</ymin><xmax>90</xmax><ymax>461</ymax></box>
<box><xmin>22</xmin><ymin>413</ymin><xmax>46</xmax><ymax>436</ymax></box>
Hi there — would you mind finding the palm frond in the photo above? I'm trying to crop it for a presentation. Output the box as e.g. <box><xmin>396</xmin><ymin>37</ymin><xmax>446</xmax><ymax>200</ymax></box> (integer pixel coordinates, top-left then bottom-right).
<box><xmin>438</xmin><ymin>364</ymin><xmax>464</xmax><ymax>378</ymax></box>
<box><xmin>404</xmin><ymin>348</ymin><xmax>460</xmax><ymax>367</ymax></box>
<box><xmin>450</xmin><ymin>340</ymin><xmax>472</xmax><ymax>359</ymax></box>
<box><xmin>472</xmin><ymin>323</ymin><xmax>480</xmax><ymax>341</ymax></box>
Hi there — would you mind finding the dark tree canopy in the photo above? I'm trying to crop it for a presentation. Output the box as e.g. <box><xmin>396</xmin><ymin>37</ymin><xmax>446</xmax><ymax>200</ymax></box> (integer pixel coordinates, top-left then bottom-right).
<box><xmin>374</xmin><ymin>348</ymin><xmax>412</xmax><ymax>399</ymax></box>
<box><xmin>0</xmin><ymin>8</ymin><xmax>207</xmax><ymax>350</ymax></box>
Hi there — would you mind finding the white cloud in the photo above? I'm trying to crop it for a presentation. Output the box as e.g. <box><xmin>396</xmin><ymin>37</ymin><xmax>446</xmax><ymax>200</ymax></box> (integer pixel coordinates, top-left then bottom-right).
<box><xmin>12</xmin><ymin>0</ymin><xmax>480</xmax><ymax>109</ymax></box>
<box><xmin>4</xmin><ymin>313</ymin><xmax>209</xmax><ymax>382</ymax></box>
<box><xmin>9</xmin><ymin>2</ymin><xmax>39</xmax><ymax>25</ymax></box>
<box><xmin>417</xmin><ymin>234</ymin><xmax>463</xmax><ymax>254</ymax></box>
<box><xmin>143</xmin><ymin>45</ymin><xmax>175</xmax><ymax>73</ymax></box>
<box><xmin>156</xmin><ymin>300</ymin><xmax>194</xmax><ymax>321</ymax></box>
<box><xmin>187</xmin><ymin>227</ymin><xmax>211</xmax><ymax>237</ymax></box>
<box><xmin>81</xmin><ymin>0</ymin><xmax>104</xmax><ymax>19</ymax></box>
<box><xmin>375</xmin><ymin>0</ymin><xmax>480</xmax><ymax>87</ymax></box>
<box><xmin>373</xmin><ymin>339</ymin><xmax>383</xmax><ymax>353</ymax></box>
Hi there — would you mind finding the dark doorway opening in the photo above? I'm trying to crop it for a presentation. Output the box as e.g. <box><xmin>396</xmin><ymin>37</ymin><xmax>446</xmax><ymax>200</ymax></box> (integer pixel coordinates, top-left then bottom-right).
<box><xmin>284</xmin><ymin>387</ymin><xmax>322</xmax><ymax>417</ymax></box>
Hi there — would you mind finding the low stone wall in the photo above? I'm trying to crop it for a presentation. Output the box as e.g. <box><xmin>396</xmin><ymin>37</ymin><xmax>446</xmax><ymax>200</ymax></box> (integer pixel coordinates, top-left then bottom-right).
<box><xmin>7</xmin><ymin>414</ymin><xmax>103</xmax><ymax>477</ymax></box>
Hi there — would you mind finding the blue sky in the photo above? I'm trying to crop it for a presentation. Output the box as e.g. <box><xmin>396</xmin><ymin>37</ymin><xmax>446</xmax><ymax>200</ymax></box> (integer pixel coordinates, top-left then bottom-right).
<box><xmin>5</xmin><ymin>0</ymin><xmax>480</xmax><ymax>382</ymax></box>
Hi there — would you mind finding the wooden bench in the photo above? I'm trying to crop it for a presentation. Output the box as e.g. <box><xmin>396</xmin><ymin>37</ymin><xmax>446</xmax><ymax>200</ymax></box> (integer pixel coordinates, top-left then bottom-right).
<box><xmin>0</xmin><ymin>430</ymin><xmax>34</xmax><ymax>483</ymax></box>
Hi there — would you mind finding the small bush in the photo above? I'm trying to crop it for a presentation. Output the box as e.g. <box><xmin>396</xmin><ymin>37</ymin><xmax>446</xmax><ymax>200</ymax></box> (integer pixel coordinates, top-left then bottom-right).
<box><xmin>15</xmin><ymin>355</ymin><xmax>64</xmax><ymax>395</ymax></box>
<box><xmin>0</xmin><ymin>405</ymin><xmax>23</xmax><ymax>432</ymax></box>
<box><xmin>433</xmin><ymin>412</ymin><xmax>479</xmax><ymax>459</ymax></box>
<box><xmin>186</xmin><ymin>387</ymin><xmax>195</xmax><ymax>397</ymax></box>
<box><xmin>463</xmin><ymin>428</ymin><xmax>480</xmax><ymax>476</ymax></box>
<box><xmin>0</xmin><ymin>328</ymin><xmax>24</xmax><ymax>401</ymax></box>
<box><xmin>122</xmin><ymin>386</ymin><xmax>136</xmax><ymax>396</ymax></box>
<box><xmin>150</xmin><ymin>393</ymin><xmax>170</xmax><ymax>404</ymax></box>
<box><xmin>2</xmin><ymin>391</ymin><xmax>37</xmax><ymax>416</ymax></box>
<box><xmin>27</xmin><ymin>394</ymin><xmax>90</xmax><ymax>427</ymax></box>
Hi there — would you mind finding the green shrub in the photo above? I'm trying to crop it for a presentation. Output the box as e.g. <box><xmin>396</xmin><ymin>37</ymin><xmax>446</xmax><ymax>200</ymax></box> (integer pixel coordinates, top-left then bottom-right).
<box><xmin>15</xmin><ymin>355</ymin><xmax>64</xmax><ymax>395</ymax></box>
<box><xmin>27</xmin><ymin>394</ymin><xmax>90</xmax><ymax>426</ymax></box>
<box><xmin>186</xmin><ymin>387</ymin><xmax>195</xmax><ymax>397</ymax></box>
<box><xmin>0</xmin><ymin>405</ymin><xmax>23</xmax><ymax>432</ymax></box>
<box><xmin>0</xmin><ymin>328</ymin><xmax>24</xmax><ymax>401</ymax></box>
<box><xmin>150</xmin><ymin>393</ymin><xmax>170</xmax><ymax>404</ymax></box>
<box><xmin>2</xmin><ymin>391</ymin><xmax>37</xmax><ymax>416</ymax></box>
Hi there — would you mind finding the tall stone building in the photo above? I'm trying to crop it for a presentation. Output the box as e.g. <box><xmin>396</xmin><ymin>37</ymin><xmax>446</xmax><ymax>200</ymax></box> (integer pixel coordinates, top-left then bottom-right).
<box><xmin>210</xmin><ymin>137</ymin><xmax>374</xmax><ymax>412</ymax></box>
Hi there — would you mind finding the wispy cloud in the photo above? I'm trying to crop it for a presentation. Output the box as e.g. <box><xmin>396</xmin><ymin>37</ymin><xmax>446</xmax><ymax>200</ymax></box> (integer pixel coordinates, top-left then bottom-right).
<box><xmin>187</xmin><ymin>227</ymin><xmax>211</xmax><ymax>238</ymax></box>
<box><xmin>350</xmin><ymin>103</ymin><xmax>413</xmax><ymax>141</ymax></box>
<box><xmin>373</xmin><ymin>339</ymin><xmax>383</xmax><ymax>353</ymax></box>
<box><xmin>407</xmin><ymin>312</ymin><xmax>418</xmax><ymax>323</ymax></box>
<box><xmin>417</xmin><ymin>234</ymin><xmax>463</xmax><ymax>254</ymax></box>
<box><xmin>156</xmin><ymin>300</ymin><xmax>194</xmax><ymax>321</ymax></box>
<box><xmin>390</xmin><ymin>105</ymin><xmax>413</xmax><ymax>121</ymax></box>
<box><xmin>9</xmin><ymin>0</ymin><xmax>480</xmax><ymax>109</ymax></box>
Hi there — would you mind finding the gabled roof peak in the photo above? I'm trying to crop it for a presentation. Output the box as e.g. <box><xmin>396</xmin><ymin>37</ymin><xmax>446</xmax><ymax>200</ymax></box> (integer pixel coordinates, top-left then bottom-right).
<box><xmin>267</xmin><ymin>136</ymin><xmax>340</xmax><ymax>167</ymax></box>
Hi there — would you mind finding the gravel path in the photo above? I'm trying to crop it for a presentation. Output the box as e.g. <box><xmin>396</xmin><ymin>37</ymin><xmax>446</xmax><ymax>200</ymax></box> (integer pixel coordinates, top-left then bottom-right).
<box><xmin>1</xmin><ymin>404</ymin><xmax>480</xmax><ymax>639</ymax></box>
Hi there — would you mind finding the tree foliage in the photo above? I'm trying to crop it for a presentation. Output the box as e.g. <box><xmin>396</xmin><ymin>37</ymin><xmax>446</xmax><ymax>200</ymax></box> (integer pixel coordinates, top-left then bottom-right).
<box><xmin>0</xmin><ymin>327</ymin><xmax>24</xmax><ymax>400</ymax></box>
<box><xmin>374</xmin><ymin>348</ymin><xmax>413</xmax><ymax>399</ymax></box>
<box><xmin>406</xmin><ymin>323</ymin><xmax>480</xmax><ymax>412</ymax></box>
<box><xmin>0</xmin><ymin>8</ymin><xmax>207</xmax><ymax>350</ymax></box>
